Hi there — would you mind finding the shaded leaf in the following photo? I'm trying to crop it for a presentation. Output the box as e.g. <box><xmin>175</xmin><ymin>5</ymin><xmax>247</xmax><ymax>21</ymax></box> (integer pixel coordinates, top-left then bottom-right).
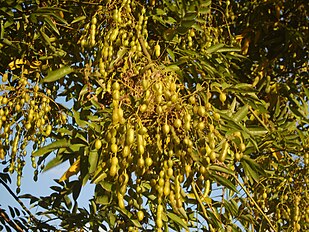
<box><xmin>167</xmin><ymin>212</ymin><xmax>189</xmax><ymax>230</ymax></box>
<box><xmin>210</xmin><ymin>173</ymin><xmax>238</xmax><ymax>193</ymax></box>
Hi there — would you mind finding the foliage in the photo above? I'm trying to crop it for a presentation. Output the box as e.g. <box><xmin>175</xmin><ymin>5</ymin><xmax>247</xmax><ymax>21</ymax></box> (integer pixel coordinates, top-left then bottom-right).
<box><xmin>0</xmin><ymin>0</ymin><xmax>308</xmax><ymax>231</ymax></box>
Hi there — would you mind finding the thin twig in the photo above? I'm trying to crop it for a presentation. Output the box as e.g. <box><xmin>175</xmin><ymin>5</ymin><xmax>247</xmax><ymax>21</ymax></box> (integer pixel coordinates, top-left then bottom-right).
<box><xmin>0</xmin><ymin>178</ymin><xmax>39</xmax><ymax>225</ymax></box>
<box><xmin>191</xmin><ymin>182</ymin><xmax>208</xmax><ymax>220</ymax></box>
<box><xmin>0</xmin><ymin>208</ymin><xmax>24</xmax><ymax>232</ymax></box>
<box><xmin>232</xmin><ymin>174</ymin><xmax>277</xmax><ymax>232</ymax></box>
<box><xmin>138</xmin><ymin>37</ymin><xmax>155</xmax><ymax>72</ymax></box>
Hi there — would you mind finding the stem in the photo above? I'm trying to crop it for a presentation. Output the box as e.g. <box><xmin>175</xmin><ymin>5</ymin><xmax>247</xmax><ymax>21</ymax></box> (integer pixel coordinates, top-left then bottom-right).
<box><xmin>138</xmin><ymin>37</ymin><xmax>155</xmax><ymax>72</ymax></box>
<box><xmin>232</xmin><ymin>174</ymin><xmax>277</xmax><ymax>232</ymax></box>
<box><xmin>191</xmin><ymin>182</ymin><xmax>208</xmax><ymax>219</ymax></box>
<box><xmin>0</xmin><ymin>178</ymin><xmax>39</xmax><ymax>225</ymax></box>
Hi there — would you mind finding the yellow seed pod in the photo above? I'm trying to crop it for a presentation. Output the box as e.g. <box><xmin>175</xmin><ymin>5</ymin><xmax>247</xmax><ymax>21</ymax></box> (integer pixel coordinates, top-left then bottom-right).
<box><xmin>163</xmin><ymin>181</ymin><xmax>171</xmax><ymax>196</ymax></box>
<box><xmin>155</xmin><ymin>44</ymin><xmax>161</xmax><ymax>58</ymax></box>
<box><xmin>137</xmin><ymin>156</ymin><xmax>145</xmax><ymax>168</ymax></box>
<box><xmin>110</xmin><ymin>164</ymin><xmax>117</xmax><ymax>177</ymax></box>
<box><xmin>239</xmin><ymin>142</ymin><xmax>246</xmax><ymax>152</ymax></box>
<box><xmin>139</xmin><ymin>104</ymin><xmax>147</xmax><ymax>113</ymax></box>
<box><xmin>0</xmin><ymin>149</ymin><xmax>5</xmax><ymax>160</ymax></box>
<box><xmin>156</xmin><ymin>218</ymin><xmax>163</xmax><ymax>229</ymax></box>
<box><xmin>218</xmin><ymin>141</ymin><xmax>229</xmax><ymax>162</ymax></box>
<box><xmin>117</xmin><ymin>192</ymin><xmax>125</xmax><ymax>209</ymax></box>
<box><xmin>91</xmin><ymin>16</ymin><xmax>97</xmax><ymax>25</ymax></box>
<box><xmin>2</xmin><ymin>73</ymin><xmax>8</xmax><ymax>82</ymax></box>
<box><xmin>137</xmin><ymin>210</ymin><xmax>144</xmax><ymax>221</ymax></box>
<box><xmin>219</xmin><ymin>92</ymin><xmax>227</xmax><ymax>104</ymax></box>
<box><xmin>111</xmin><ymin>143</ymin><xmax>118</xmax><ymax>153</ymax></box>
<box><xmin>137</xmin><ymin>134</ymin><xmax>144</xmax><ymax>147</ymax></box>
<box><xmin>95</xmin><ymin>139</ymin><xmax>102</xmax><ymax>150</ymax></box>
<box><xmin>203</xmin><ymin>179</ymin><xmax>211</xmax><ymax>198</ymax></box>
<box><xmin>162</xmin><ymin>124</ymin><xmax>170</xmax><ymax>135</ymax></box>
<box><xmin>122</xmin><ymin>145</ymin><xmax>131</xmax><ymax>157</ymax></box>
<box><xmin>110</xmin><ymin>28</ymin><xmax>119</xmax><ymax>42</ymax></box>
<box><xmin>173</xmin><ymin>118</ymin><xmax>182</xmax><ymax>128</ymax></box>
<box><xmin>145</xmin><ymin>157</ymin><xmax>153</xmax><ymax>167</ymax></box>
<box><xmin>112</xmin><ymin>108</ymin><xmax>120</xmax><ymax>124</ymax></box>
<box><xmin>126</xmin><ymin>128</ymin><xmax>135</xmax><ymax>145</ymax></box>
<box><xmin>138</xmin><ymin>144</ymin><xmax>145</xmax><ymax>155</ymax></box>
<box><xmin>209</xmin><ymin>151</ymin><xmax>217</xmax><ymax>162</ymax></box>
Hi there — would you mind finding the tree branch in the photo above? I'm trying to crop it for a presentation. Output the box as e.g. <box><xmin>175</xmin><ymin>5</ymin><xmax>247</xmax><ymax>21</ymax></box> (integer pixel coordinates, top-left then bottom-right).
<box><xmin>0</xmin><ymin>178</ymin><xmax>39</xmax><ymax>225</ymax></box>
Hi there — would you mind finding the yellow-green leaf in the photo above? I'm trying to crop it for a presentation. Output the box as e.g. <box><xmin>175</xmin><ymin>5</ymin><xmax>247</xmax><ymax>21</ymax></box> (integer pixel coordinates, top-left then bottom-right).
<box><xmin>41</xmin><ymin>66</ymin><xmax>73</xmax><ymax>83</ymax></box>
<box><xmin>59</xmin><ymin>158</ymin><xmax>80</xmax><ymax>182</ymax></box>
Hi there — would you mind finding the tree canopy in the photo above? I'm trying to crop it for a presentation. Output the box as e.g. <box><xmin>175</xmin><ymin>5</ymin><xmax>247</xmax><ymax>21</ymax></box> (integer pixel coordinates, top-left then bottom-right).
<box><xmin>0</xmin><ymin>0</ymin><xmax>308</xmax><ymax>231</ymax></box>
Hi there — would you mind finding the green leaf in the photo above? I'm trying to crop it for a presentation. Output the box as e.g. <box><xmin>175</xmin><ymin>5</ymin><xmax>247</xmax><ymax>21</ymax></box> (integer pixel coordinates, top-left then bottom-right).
<box><xmin>210</xmin><ymin>173</ymin><xmax>238</xmax><ymax>193</ymax></box>
<box><xmin>91</xmin><ymin>166</ymin><xmax>107</xmax><ymax>184</ymax></box>
<box><xmin>167</xmin><ymin>48</ymin><xmax>175</xmax><ymax>61</ymax></box>
<box><xmin>41</xmin><ymin>66</ymin><xmax>73</xmax><ymax>83</ymax></box>
<box><xmin>217</xmin><ymin>46</ymin><xmax>241</xmax><ymax>53</ymax></box>
<box><xmin>71</xmin><ymin>16</ymin><xmax>86</xmax><ymax>24</ymax></box>
<box><xmin>247</xmin><ymin>127</ymin><xmax>268</xmax><ymax>136</ymax></box>
<box><xmin>100</xmin><ymin>180</ymin><xmax>113</xmax><ymax>192</ymax></box>
<box><xmin>234</xmin><ymin>105</ymin><xmax>249</xmax><ymax>122</ymax></box>
<box><xmin>209</xmin><ymin>165</ymin><xmax>234</xmax><ymax>175</ymax></box>
<box><xmin>43</xmin><ymin>155</ymin><xmax>63</xmax><ymax>172</ymax></box>
<box><xmin>88</xmin><ymin>150</ymin><xmax>99</xmax><ymax>174</ymax></box>
<box><xmin>242</xmin><ymin>155</ymin><xmax>266</xmax><ymax>177</ymax></box>
<box><xmin>303</xmin><ymin>86</ymin><xmax>309</xmax><ymax>99</ymax></box>
<box><xmin>39</xmin><ymin>29</ymin><xmax>51</xmax><ymax>45</ymax></box>
<box><xmin>167</xmin><ymin>212</ymin><xmax>189</xmax><ymax>230</ymax></box>
<box><xmin>205</xmin><ymin>43</ymin><xmax>225</xmax><ymax>54</ymax></box>
<box><xmin>155</xmin><ymin>8</ymin><xmax>166</xmax><ymax>16</ymax></box>
<box><xmin>64</xmin><ymin>195</ymin><xmax>72</xmax><ymax>209</ymax></box>
<box><xmin>164</xmin><ymin>64</ymin><xmax>180</xmax><ymax>72</ymax></box>
<box><xmin>43</xmin><ymin>16</ymin><xmax>60</xmax><ymax>35</ymax></box>
<box><xmin>96</xmin><ymin>194</ymin><xmax>111</xmax><ymax>205</ymax></box>
<box><xmin>32</xmin><ymin>139</ymin><xmax>70</xmax><ymax>157</ymax></box>
<box><xmin>72</xmin><ymin>109</ymin><xmax>88</xmax><ymax>128</ymax></box>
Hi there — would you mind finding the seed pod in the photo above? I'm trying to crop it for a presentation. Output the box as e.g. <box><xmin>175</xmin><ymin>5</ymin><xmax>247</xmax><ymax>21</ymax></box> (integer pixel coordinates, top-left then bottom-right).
<box><xmin>138</xmin><ymin>144</ymin><xmax>145</xmax><ymax>155</ymax></box>
<box><xmin>122</xmin><ymin>145</ymin><xmax>130</xmax><ymax>157</ymax></box>
<box><xmin>112</xmin><ymin>108</ymin><xmax>120</xmax><ymax>124</ymax></box>
<box><xmin>111</xmin><ymin>143</ymin><xmax>118</xmax><ymax>153</ymax></box>
<box><xmin>209</xmin><ymin>151</ymin><xmax>217</xmax><ymax>162</ymax></box>
<box><xmin>155</xmin><ymin>44</ymin><xmax>161</xmax><ymax>58</ymax></box>
<box><xmin>203</xmin><ymin>179</ymin><xmax>211</xmax><ymax>198</ymax></box>
<box><xmin>219</xmin><ymin>92</ymin><xmax>227</xmax><ymax>104</ymax></box>
<box><xmin>197</xmin><ymin>106</ymin><xmax>206</xmax><ymax>117</ymax></box>
<box><xmin>173</xmin><ymin>118</ymin><xmax>182</xmax><ymax>128</ymax></box>
<box><xmin>126</xmin><ymin>128</ymin><xmax>135</xmax><ymax>145</ymax></box>
<box><xmin>117</xmin><ymin>192</ymin><xmax>125</xmax><ymax>209</ymax></box>
<box><xmin>145</xmin><ymin>157</ymin><xmax>153</xmax><ymax>167</ymax></box>
<box><xmin>95</xmin><ymin>139</ymin><xmax>102</xmax><ymax>150</ymax></box>
<box><xmin>137</xmin><ymin>156</ymin><xmax>145</xmax><ymax>168</ymax></box>
<box><xmin>137</xmin><ymin>210</ymin><xmax>144</xmax><ymax>221</ymax></box>
<box><xmin>162</xmin><ymin>124</ymin><xmax>170</xmax><ymax>135</ymax></box>
<box><xmin>137</xmin><ymin>134</ymin><xmax>144</xmax><ymax>147</ymax></box>
<box><xmin>111</xmin><ymin>156</ymin><xmax>119</xmax><ymax>165</ymax></box>
<box><xmin>110</xmin><ymin>28</ymin><xmax>119</xmax><ymax>42</ymax></box>
<box><xmin>239</xmin><ymin>142</ymin><xmax>246</xmax><ymax>152</ymax></box>
<box><xmin>218</xmin><ymin>141</ymin><xmax>229</xmax><ymax>162</ymax></box>
<box><xmin>163</xmin><ymin>181</ymin><xmax>170</xmax><ymax>196</ymax></box>
<box><xmin>110</xmin><ymin>164</ymin><xmax>117</xmax><ymax>177</ymax></box>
